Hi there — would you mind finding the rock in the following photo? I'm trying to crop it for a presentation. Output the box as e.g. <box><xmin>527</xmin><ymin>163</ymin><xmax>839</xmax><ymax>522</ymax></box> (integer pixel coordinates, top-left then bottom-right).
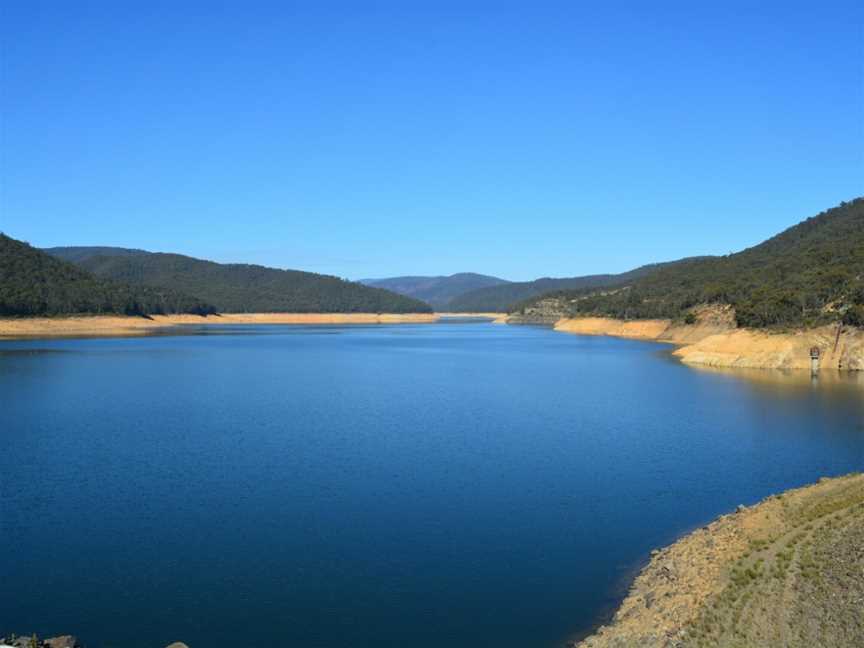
<box><xmin>45</xmin><ymin>637</ymin><xmax>79</xmax><ymax>648</ymax></box>
<box><xmin>165</xmin><ymin>643</ymin><xmax>190</xmax><ymax>648</ymax></box>
<box><xmin>659</xmin><ymin>564</ymin><xmax>677</xmax><ymax>581</ymax></box>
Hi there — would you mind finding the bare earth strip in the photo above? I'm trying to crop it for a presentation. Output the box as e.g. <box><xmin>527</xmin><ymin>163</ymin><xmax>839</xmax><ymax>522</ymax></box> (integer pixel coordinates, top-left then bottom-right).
<box><xmin>575</xmin><ymin>473</ymin><xmax>864</xmax><ymax>648</ymax></box>
<box><xmin>435</xmin><ymin>312</ymin><xmax>507</xmax><ymax>318</ymax></box>
<box><xmin>548</xmin><ymin>307</ymin><xmax>864</xmax><ymax>371</ymax></box>
<box><xmin>0</xmin><ymin>313</ymin><xmax>439</xmax><ymax>339</ymax></box>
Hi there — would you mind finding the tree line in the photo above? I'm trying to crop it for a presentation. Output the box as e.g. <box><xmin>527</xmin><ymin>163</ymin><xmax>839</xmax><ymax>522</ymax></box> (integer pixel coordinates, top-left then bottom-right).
<box><xmin>513</xmin><ymin>198</ymin><xmax>864</xmax><ymax>329</ymax></box>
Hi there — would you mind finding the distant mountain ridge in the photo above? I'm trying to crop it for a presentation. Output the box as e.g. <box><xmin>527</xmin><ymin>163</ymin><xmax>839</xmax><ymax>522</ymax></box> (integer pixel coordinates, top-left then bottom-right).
<box><xmin>446</xmin><ymin>260</ymin><xmax>702</xmax><ymax>313</ymax></box>
<box><xmin>360</xmin><ymin>272</ymin><xmax>510</xmax><ymax>309</ymax></box>
<box><xmin>24</xmin><ymin>196</ymin><xmax>863</xmax><ymax>326</ymax></box>
<box><xmin>46</xmin><ymin>247</ymin><xmax>432</xmax><ymax>314</ymax></box>
<box><xmin>45</xmin><ymin>246</ymin><xmax>151</xmax><ymax>263</ymax></box>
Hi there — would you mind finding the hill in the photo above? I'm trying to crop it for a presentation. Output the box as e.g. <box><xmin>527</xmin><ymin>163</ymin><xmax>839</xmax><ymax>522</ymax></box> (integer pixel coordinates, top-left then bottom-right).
<box><xmin>56</xmin><ymin>251</ymin><xmax>433</xmax><ymax>314</ymax></box>
<box><xmin>448</xmin><ymin>261</ymin><xmax>691</xmax><ymax>313</ymax></box>
<box><xmin>0</xmin><ymin>234</ymin><xmax>215</xmax><ymax>317</ymax></box>
<box><xmin>359</xmin><ymin>272</ymin><xmax>510</xmax><ymax>309</ymax></box>
<box><xmin>44</xmin><ymin>245</ymin><xmax>151</xmax><ymax>263</ymax></box>
<box><xmin>516</xmin><ymin>198</ymin><xmax>864</xmax><ymax>328</ymax></box>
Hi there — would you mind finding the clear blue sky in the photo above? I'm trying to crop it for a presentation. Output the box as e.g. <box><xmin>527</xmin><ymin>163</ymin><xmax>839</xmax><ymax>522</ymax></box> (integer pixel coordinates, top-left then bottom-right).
<box><xmin>1</xmin><ymin>1</ymin><xmax>862</xmax><ymax>281</ymax></box>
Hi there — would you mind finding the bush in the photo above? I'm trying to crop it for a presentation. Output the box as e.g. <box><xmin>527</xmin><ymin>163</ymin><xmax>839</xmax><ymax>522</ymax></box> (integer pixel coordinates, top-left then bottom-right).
<box><xmin>842</xmin><ymin>305</ymin><xmax>864</xmax><ymax>327</ymax></box>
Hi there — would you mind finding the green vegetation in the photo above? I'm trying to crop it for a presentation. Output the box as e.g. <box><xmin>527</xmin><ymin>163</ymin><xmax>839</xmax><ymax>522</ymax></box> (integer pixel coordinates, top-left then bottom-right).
<box><xmin>0</xmin><ymin>234</ymin><xmax>216</xmax><ymax>317</ymax></box>
<box><xmin>53</xmin><ymin>249</ymin><xmax>433</xmax><ymax>313</ymax></box>
<box><xmin>360</xmin><ymin>272</ymin><xmax>510</xmax><ymax>310</ymax></box>
<box><xmin>516</xmin><ymin>198</ymin><xmax>864</xmax><ymax>328</ymax></box>
<box><xmin>448</xmin><ymin>260</ymin><xmax>694</xmax><ymax>313</ymax></box>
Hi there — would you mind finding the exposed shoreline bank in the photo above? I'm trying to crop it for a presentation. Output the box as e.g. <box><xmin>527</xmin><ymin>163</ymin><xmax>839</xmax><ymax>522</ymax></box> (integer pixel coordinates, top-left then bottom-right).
<box><xmin>435</xmin><ymin>311</ymin><xmax>507</xmax><ymax>318</ymax></box>
<box><xmin>544</xmin><ymin>315</ymin><xmax>864</xmax><ymax>371</ymax></box>
<box><xmin>572</xmin><ymin>473</ymin><xmax>864</xmax><ymax>647</ymax></box>
<box><xmin>0</xmin><ymin>313</ymin><xmax>439</xmax><ymax>339</ymax></box>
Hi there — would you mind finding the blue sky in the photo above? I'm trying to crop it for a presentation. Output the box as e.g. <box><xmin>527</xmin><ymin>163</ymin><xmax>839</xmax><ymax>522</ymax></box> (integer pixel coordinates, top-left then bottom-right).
<box><xmin>1</xmin><ymin>1</ymin><xmax>862</xmax><ymax>281</ymax></box>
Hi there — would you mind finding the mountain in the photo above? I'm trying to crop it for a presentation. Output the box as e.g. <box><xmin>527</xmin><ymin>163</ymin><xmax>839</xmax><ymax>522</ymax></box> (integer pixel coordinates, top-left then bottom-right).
<box><xmin>516</xmin><ymin>198</ymin><xmax>864</xmax><ymax>328</ymax></box>
<box><xmin>44</xmin><ymin>245</ymin><xmax>150</xmax><ymax>263</ymax></box>
<box><xmin>0</xmin><ymin>234</ymin><xmax>215</xmax><ymax>316</ymax></box>
<box><xmin>359</xmin><ymin>273</ymin><xmax>510</xmax><ymax>309</ymax></box>
<box><xmin>447</xmin><ymin>261</ymin><xmax>693</xmax><ymax>313</ymax></box>
<box><xmin>48</xmin><ymin>249</ymin><xmax>433</xmax><ymax>314</ymax></box>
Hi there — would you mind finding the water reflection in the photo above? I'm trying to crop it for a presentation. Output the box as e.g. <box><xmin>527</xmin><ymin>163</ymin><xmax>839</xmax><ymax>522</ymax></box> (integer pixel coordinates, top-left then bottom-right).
<box><xmin>687</xmin><ymin>363</ymin><xmax>864</xmax><ymax>388</ymax></box>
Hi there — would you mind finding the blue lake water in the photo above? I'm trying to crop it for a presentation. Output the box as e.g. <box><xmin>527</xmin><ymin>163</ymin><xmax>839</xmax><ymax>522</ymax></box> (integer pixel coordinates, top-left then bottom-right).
<box><xmin>2</xmin><ymin>321</ymin><xmax>863</xmax><ymax>647</ymax></box>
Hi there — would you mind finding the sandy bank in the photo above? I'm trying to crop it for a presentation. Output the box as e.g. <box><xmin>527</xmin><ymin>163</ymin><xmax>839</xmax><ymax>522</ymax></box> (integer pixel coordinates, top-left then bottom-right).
<box><xmin>554</xmin><ymin>317</ymin><xmax>672</xmax><ymax>339</ymax></box>
<box><xmin>435</xmin><ymin>312</ymin><xmax>507</xmax><ymax>318</ymax></box>
<box><xmin>547</xmin><ymin>312</ymin><xmax>864</xmax><ymax>371</ymax></box>
<box><xmin>0</xmin><ymin>313</ymin><xmax>439</xmax><ymax>339</ymax></box>
<box><xmin>575</xmin><ymin>473</ymin><xmax>864</xmax><ymax>647</ymax></box>
<box><xmin>672</xmin><ymin>325</ymin><xmax>864</xmax><ymax>371</ymax></box>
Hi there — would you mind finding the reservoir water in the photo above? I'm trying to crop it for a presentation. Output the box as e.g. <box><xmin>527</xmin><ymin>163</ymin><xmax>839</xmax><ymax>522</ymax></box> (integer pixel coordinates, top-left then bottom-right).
<box><xmin>2</xmin><ymin>321</ymin><xmax>863</xmax><ymax>647</ymax></box>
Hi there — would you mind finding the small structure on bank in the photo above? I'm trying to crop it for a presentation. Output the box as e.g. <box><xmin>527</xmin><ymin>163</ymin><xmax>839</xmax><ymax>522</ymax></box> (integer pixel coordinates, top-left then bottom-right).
<box><xmin>810</xmin><ymin>346</ymin><xmax>821</xmax><ymax>375</ymax></box>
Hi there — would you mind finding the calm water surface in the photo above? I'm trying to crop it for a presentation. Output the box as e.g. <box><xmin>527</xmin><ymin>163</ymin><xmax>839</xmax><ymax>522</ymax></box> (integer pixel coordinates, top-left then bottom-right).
<box><xmin>2</xmin><ymin>322</ymin><xmax>863</xmax><ymax>647</ymax></box>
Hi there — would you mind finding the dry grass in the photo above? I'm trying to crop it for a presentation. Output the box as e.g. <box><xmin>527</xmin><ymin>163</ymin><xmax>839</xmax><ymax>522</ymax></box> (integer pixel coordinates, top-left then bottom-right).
<box><xmin>577</xmin><ymin>474</ymin><xmax>864</xmax><ymax>648</ymax></box>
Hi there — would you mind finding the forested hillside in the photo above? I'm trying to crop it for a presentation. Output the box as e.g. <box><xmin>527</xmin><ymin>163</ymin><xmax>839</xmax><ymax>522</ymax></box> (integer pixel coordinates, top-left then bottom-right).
<box><xmin>360</xmin><ymin>272</ymin><xmax>509</xmax><ymax>309</ymax></box>
<box><xmin>0</xmin><ymin>235</ymin><xmax>216</xmax><ymax>317</ymax></box>
<box><xmin>516</xmin><ymin>199</ymin><xmax>864</xmax><ymax>328</ymax></box>
<box><xmin>71</xmin><ymin>252</ymin><xmax>433</xmax><ymax>313</ymax></box>
<box><xmin>45</xmin><ymin>246</ymin><xmax>150</xmax><ymax>263</ymax></box>
<box><xmin>449</xmin><ymin>261</ymin><xmax>691</xmax><ymax>312</ymax></box>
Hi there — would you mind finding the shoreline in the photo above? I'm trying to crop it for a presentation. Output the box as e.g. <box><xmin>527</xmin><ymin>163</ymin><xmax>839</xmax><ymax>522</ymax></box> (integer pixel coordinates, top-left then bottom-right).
<box><xmin>435</xmin><ymin>311</ymin><xmax>507</xmax><ymax>318</ymax></box>
<box><xmin>544</xmin><ymin>315</ymin><xmax>864</xmax><ymax>372</ymax></box>
<box><xmin>572</xmin><ymin>473</ymin><xmax>864</xmax><ymax>647</ymax></box>
<box><xmin>0</xmin><ymin>313</ymin><xmax>439</xmax><ymax>339</ymax></box>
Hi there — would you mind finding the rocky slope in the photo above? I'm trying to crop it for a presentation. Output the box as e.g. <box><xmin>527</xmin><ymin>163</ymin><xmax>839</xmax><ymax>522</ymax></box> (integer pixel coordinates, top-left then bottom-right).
<box><xmin>672</xmin><ymin>325</ymin><xmax>864</xmax><ymax>371</ymax></box>
<box><xmin>574</xmin><ymin>473</ymin><xmax>864</xmax><ymax>648</ymax></box>
<box><xmin>545</xmin><ymin>306</ymin><xmax>864</xmax><ymax>371</ymax></box>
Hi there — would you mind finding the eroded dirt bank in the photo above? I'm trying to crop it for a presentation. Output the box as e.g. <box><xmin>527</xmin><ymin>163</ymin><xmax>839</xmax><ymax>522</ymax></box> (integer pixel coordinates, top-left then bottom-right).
<box><xmin>549</xmin><ymin>311</ymin><xmax>864</xmax><ymax>371</ymax></box>
<box><xmin>435</xmin><ymin>312</ymin><xmax>507</xmax><ymax>318</ymax></box>
<box><xmin>575</xmin><ymin>473</ymin><xmax>864</xmax><ymax>648</ymax></box>
<box><xmin>0</xmin><ymin>313</ymin><xmax>439</xmax><ymax>338</ymax></box>
<box><xmin>672</xmin><ymin>326</ymin><xmax>864</xmax><ymax>371</ymax></box>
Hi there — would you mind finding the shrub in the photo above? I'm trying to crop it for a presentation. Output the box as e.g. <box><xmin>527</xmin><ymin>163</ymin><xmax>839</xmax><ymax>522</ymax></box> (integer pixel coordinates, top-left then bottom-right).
<box><xmin>842</xmin><ymin>305</ymin><xmax>864</xmax><ymax>327</ymax></box>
